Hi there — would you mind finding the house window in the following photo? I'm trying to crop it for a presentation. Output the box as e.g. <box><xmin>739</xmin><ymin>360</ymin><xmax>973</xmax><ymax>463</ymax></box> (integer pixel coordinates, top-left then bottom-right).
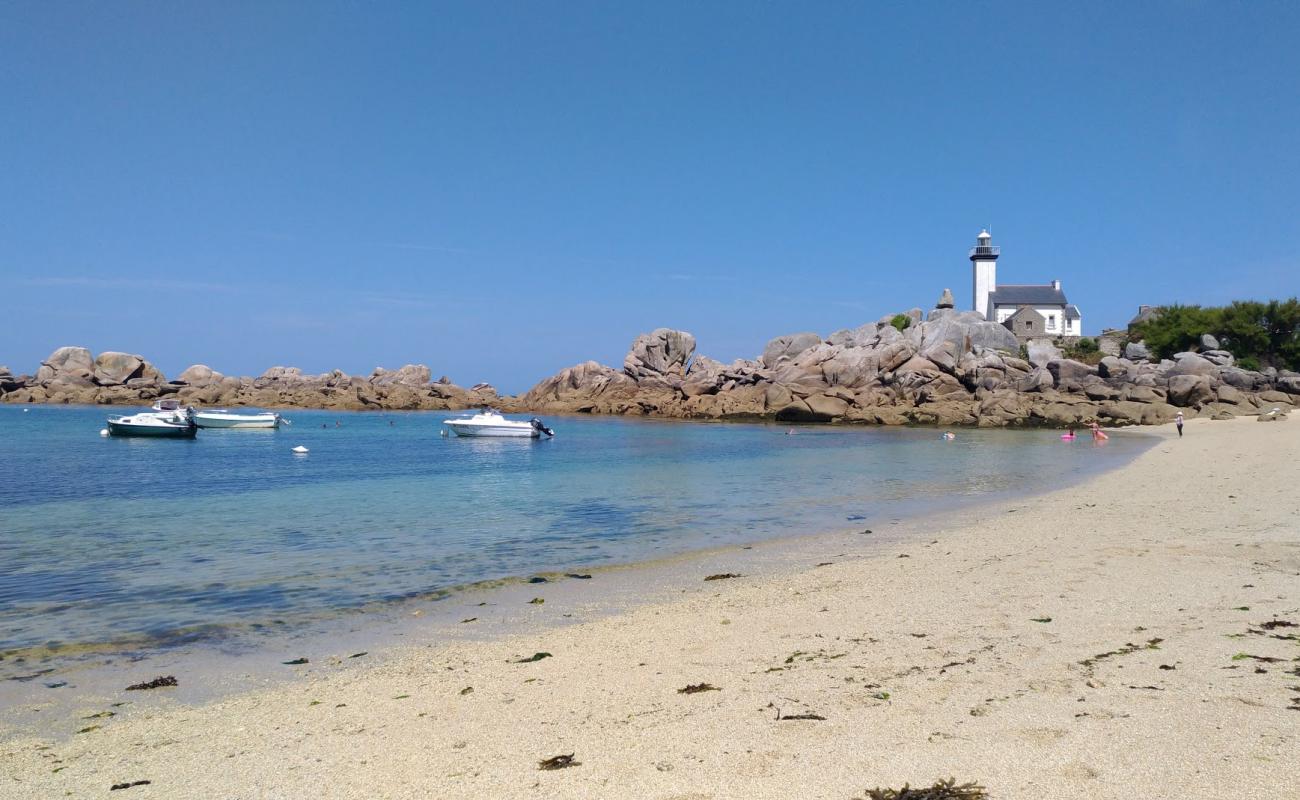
<box><xmin>1047</xmin><ymin>315</ymin><xmax>1056</xmax><ymax>330</ymax></box>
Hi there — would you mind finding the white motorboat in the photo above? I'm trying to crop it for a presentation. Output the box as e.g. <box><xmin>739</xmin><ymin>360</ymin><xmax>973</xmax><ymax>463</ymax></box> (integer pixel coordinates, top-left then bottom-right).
<box><xmin>106</xmin><ymin>407</ymin><xmax>198</xmax><ymax>438</ymax></box>
<box><xmin>152</xmin><ymin>399</ymin><xmax>283</xmax><ymax>429</ymax></box>
<box><xmin>192</xmin><ymin>409</ymin><xmax>283</xmax><ymax>429</ymax></box>
<box><xmin>442</xmin><ymin>409</ymin><xmax>554</xmax><ymax>438</ymax></box>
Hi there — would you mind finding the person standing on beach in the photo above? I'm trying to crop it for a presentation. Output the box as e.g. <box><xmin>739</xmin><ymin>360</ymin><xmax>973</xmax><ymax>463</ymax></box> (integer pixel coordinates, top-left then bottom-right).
<box><xmin>1175</xmin><ymin>411</ymin><xmax>1184</xmax><ymax>438</ymax></box>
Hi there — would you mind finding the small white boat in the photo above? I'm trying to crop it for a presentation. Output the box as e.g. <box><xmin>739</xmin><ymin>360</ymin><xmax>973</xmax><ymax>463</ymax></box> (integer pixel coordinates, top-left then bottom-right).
<box><xmin>192</xmin><ymin>409</ymin><xmax>283</xmax><ymax>429</ymax></box>
<box><xmin>153</xmin><ymin>399</ymin><xmax>283</xmax><ymax>429</ymax></box>
<box><xmin>442</xmin><ymin>409</ymin><xmax>554</xmax><ymax>438</ymax></box>
<box><xmin>107</xmin><ymin>408</ymin><xmax>198</xmax><ymax>438</ymax></box>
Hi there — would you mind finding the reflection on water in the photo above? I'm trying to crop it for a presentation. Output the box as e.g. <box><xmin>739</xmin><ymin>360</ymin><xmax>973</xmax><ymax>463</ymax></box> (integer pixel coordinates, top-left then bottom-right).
<box><xmin>0</xmin><ymin>406</ymin><xmax>1150</xmax><ymax>661</ymax></box>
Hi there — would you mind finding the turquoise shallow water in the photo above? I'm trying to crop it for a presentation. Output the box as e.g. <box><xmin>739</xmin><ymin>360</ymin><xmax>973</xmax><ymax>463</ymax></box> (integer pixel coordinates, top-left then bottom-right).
<box><xmin>0</xmin><ymin>405</ymin><xmax>1149</xmax><ymax>661</ymax></box>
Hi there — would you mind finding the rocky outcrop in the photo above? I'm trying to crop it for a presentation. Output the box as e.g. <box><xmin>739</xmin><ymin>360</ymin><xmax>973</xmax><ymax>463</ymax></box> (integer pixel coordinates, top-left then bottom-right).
<box><xmin>7</xmin><ymin>320</ymin><xmax>1299</xmax><ymax>426</ymax></box>
<box><xmin>517</xmin><ymin>315</ymin><xmax>1299</xmax><ymax>427</ymax></box>
<box><xmin>761</xmin><ymin>333</ymin><xmax>822</xmax><ymax>368</ymax></box>
<box><xmin>1</xmin><ymin>347</ymin><xmax>497</xmax><ymax>412</ymax></box>
<box><xmin>371</xmin><ymin>364</ymin><xmax>432</xmax><ymax>387</ymax></box>
<box><xmin>624</xmin><ymin>329</ymin><xmax>696</xmax><ymax>380</ymax></box>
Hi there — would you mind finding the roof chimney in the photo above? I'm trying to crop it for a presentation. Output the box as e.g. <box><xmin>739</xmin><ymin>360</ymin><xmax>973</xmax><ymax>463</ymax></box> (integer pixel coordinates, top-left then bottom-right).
<box><xmin>1051</xmin><ymin>279</ymin><xmax>1061</xmax><ymax>291</ymax></box>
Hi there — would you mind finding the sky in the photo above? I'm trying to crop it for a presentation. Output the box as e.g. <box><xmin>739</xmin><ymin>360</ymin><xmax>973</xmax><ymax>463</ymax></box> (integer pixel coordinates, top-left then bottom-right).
<box><xmin>3</xmin><ymin>2</ymin><xmax>1298</xmax><ymax>392</ymax></box>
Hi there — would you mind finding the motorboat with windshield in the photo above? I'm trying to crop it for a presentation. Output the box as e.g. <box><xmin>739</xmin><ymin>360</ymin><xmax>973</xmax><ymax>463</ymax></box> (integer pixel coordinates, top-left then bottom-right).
<box><xmin>441</xmin><ymin>409</ymin><xmax>554</xmax><ymax>438</ymax></box>
<box><xmin>107</xmin><ymin>405</ymin><xmax>198</xmax><ymax>438</ymax></box>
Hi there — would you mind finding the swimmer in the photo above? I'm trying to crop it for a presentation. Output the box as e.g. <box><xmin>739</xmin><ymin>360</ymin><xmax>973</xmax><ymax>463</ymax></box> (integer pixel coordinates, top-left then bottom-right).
<box><xmin>942</xmin><ymin>431</ymin><xmax>956</xmax><ymax>441</ymax></box>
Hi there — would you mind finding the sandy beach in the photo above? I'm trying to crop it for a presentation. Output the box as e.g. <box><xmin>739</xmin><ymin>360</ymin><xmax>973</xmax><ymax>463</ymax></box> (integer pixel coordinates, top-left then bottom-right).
<box><xmin>3</xmin><ymin>416</ymin><xmax>1298</xmax><ymax>799</ymax></box>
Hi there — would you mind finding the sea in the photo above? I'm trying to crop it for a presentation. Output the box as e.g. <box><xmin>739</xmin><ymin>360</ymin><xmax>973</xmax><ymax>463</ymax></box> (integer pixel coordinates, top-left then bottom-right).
<box><xmin>0</xmin><ymin>404</ymin><xmax>1151</xmax><ymax>674</ymax></box>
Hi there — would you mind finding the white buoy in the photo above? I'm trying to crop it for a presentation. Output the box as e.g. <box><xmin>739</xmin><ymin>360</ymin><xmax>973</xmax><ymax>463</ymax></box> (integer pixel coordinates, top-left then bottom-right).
<box><xmin>292</xmin><ymin>445</ymin><xmax>309</xmax><ymax>454</ymax></box>
<box><xmin>24</xmin><ymin>408</ymin><xmax>30</xmax><ymax>412</ymax></box>
<box><xmin>100</xmin><ymin>428</ymin><xmax>109</xmax><ymax>436</ymax></box>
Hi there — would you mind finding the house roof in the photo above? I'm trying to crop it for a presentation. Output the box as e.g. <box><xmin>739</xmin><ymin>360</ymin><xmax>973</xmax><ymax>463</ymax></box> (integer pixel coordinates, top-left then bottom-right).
<box><xmin>1064</xmin><ymin>304</ymin><xmax>1081</xmax><ymax>320</ymax></box>
<box><xmin>1128</xmin><ymin>305</ymin><xmax>1161</xmax><ymax>327</ymax></box>
<box><xmin>1004</xmin><ymin>306</ymin><xmax>1046</xmax><ymax>323</ymax></box>
<box><xmin>988</xmin><ymin>284</ymin><xmax>1068</xmax><ymax>306</ymax></box>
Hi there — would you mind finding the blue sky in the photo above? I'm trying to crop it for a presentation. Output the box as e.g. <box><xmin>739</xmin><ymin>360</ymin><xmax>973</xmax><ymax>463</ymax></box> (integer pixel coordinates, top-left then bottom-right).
<box><xmin>3</xmin><ymin>2</ymin><xmax>1298</xmax><ymax>391</ymax></box>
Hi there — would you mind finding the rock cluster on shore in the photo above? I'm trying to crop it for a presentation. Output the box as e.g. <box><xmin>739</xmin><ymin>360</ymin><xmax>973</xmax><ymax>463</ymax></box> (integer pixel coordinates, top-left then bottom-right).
<box><xmin>5</xmin><ymin>301</ymin><xmax>1299</xmax><ymax>426</ymax></box>
<box><xmin>0</xmin><ymin>346</ymin><xmax>501</xmax><ymax>411</ymax></box>
<box><xmin>517</xmin><ymin>309</ymin><xmax>1300</xmax><ymax>427</ymax></box>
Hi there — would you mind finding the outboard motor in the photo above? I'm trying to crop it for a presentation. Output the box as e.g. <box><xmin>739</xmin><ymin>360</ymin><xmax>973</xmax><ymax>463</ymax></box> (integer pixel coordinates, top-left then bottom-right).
<box><xmin>530</xmin><ymin>418</ymin><xmax>555</xmax><ymax>437</ymax></box>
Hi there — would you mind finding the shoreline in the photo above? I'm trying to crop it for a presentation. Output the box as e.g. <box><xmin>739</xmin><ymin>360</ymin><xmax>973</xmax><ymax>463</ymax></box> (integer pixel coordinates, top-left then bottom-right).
<box><xmin>0</xmin><ymin>423</ymin><xmax>1154</xmax><ymax>721</ymax></box>
<box><xmin>4</xmin><ymin>417</ymin><xmax>1298</xmax><ymax>798</ymax></box>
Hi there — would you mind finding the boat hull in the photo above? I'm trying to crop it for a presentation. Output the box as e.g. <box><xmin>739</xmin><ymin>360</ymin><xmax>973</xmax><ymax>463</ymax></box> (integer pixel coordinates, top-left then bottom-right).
<box><xmin>193</xmin><ymin>413</ymin><xmax>280</xmax><ymax>429</ymax></box>
<box><xmin>107</xmin><ymin>419</ymin><xmax>198</xmax><ymax>438</ymax></box>
<box><xmin>444</xmin><ymin>422</ymin><xmax>540</xmax><ymax>438</ymax></box>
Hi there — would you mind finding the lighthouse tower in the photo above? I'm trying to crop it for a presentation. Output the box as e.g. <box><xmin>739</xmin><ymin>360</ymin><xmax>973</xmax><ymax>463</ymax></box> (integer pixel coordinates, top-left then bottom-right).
<box><xmin>970</xmin><ymin>229</ymin><xmax>999</xmax><ymax>319</ymax></box>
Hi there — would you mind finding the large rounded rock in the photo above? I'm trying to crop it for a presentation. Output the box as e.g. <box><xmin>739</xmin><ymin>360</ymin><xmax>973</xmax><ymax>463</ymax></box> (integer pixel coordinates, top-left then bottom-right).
<box><xmin>1200</xmin><ymin>349</ymin><xmax>1235</xmax><ymax>367</ymax></box>
<box><xmin>681</xmin><ymin>355</ymin><xmax>724</xmax><ymax>397</ymax></box>
<box><xmin>92</xmin><ymin>351</ymin><xmax>145</xmax><ymax>385</ymax></box>
<box><xmin>178</xmin><ymin>364</ymin><xmax>223</xmax><ymax>386</ymax></box>
<box><xmin>522</xmin><ymin>360</ymin><xmax>639</xmax><ymax>411</ymax></box>
<box><xmin>624</xmin><ymin>329</ymin><xmax>696</xmax><ymax>379</ymax></box>
<box><xmin>1167</xmin><ymin>374</ymin><xmax>1215</xmax><ymax>407</ymax></box>
<box><xmin>804</xmin><ymin>393</ymin><xmax>850</xmax><ymax>419</ymax></box>
<box><xmin>826</xmin><ymin>323</ymin><xmax>879</xmax><ymax>348</ymax></box>
<box><xmin>1200</xmin><ymin>333</ymin><xmax>1220</xmax><ymax>350</ymax></box>
<box><xmin>371</xmin><ymin>364</ymin><xmax>432</xmax><ymax>387</ymax></box>
<box><xmin>760</xmin><ymin>332</ymin><xmax>822</xmax><ymax>368</ymax></box>
<box><xmin>1028</xmin><ymin>340</ymin><xmax>1063</xmax><ymax>367</ymax></box>
<box><xmin>1123</xmin><ymin>341</ymin><xmax>1151</xmax><ymax>362</ymax></box>
<box><xmin>36</xmin><ymin>346</ymin><xmax>94</xmax><ymax>383</ymax></box>
<box><xmin>1167</xmin><ymin>353</ymin><xmax>1218</xmax><ymax>378</ymax></box>
<box><xmin>1047</xmin><ymin>359</ymin><xmax>1099</xmax><ymax>391</ymax></box>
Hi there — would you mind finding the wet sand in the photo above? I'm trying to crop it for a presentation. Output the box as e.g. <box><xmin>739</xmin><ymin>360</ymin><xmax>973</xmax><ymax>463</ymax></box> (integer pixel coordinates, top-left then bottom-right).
<box><xmin>3</xmin><ymin>416</ymin><xmax>1298</xmax><ymax>799</ymax></box>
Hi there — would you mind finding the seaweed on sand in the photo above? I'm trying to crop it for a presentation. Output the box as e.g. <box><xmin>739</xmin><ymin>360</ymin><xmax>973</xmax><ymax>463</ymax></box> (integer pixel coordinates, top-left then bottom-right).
<box><xmin>125</xmin><ymin>676</ymin><xmax>177</xmax><ymax>691</ymax></box>
<box><xmin>677</xmin><ymin>683</ymin><xmax>719</xmax><ymax>694</ymax></box>
<box><xmin>859</xmin><ymin>778</ymin><xmax>987</xmax><ymax>799</ymax></box>
<box><xmin>514</xmin><ymin>652</ymin><xmax>552</xmax><ymax>663</ymax></box>
<box><xmin>1078</xmin><ymin>638</ymin><xmax>1162</xmax><ymax>669</ymax></box>
<box><xmin>704</xmin><ymin>573</ymin><xmax>742</xmax><ymax>581</ymax></box>
<box><xmin>538</xmin><ymin>753</ymin><xmax>579</xmax><ymax>770</ymax></box>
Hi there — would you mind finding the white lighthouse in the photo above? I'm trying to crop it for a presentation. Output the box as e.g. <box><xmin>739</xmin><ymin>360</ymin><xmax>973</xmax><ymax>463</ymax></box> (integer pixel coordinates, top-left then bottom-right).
<box><xmin>970</xmin><ymin>229</ymin><xmax>999</xmax><ymax>319</ymax></box>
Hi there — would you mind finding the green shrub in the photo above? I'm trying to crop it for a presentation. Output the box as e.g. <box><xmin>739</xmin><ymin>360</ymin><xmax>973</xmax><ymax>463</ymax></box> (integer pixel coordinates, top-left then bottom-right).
<box><xmin>1132</xmin><ymin>298</ymin><xmax>1300</xmax><ymax>371</ymax></box>
<box><xmin>890</xmin><ymin>314</ymin><xmax>912</xmax><ymax>332</ymax></box>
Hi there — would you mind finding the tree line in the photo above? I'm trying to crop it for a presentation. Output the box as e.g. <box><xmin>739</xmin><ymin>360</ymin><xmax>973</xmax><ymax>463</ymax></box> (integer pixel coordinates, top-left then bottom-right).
<box><xmin>1132</xmin><ymin>299</ymin><xmax>1300</xmax><ymax>371</ymax></box>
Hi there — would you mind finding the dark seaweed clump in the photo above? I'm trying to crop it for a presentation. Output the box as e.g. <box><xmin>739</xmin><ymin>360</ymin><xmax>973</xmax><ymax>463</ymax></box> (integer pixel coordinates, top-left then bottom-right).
<box><xmin>538</xmin><ymin>753</ymin><xmax>578</xmax><ymax>770</ymax></box>
<box><xmin>860</xmin><ymin>778</ymin><xmax>987</xmax><ymax>799</ymax></box>
<box><xmin>125</xmin><ymin>676</ymin><xmax>177</xmax><ymax>691</ymax></box>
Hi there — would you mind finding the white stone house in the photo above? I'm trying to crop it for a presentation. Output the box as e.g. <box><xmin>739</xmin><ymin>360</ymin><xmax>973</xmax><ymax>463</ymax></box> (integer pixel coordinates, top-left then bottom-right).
<box><xmin>969</xmin><ymin>229</ymin><xmax>1082</xmax><ymax>338</ymax></box>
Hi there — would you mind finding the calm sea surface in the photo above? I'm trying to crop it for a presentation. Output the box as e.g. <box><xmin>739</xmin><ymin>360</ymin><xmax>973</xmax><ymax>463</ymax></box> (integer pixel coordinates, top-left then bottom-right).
<box><xmin>0</xmin><ymin>405</ymin><xmax>1150</xmax><ymax>660</ymax></box>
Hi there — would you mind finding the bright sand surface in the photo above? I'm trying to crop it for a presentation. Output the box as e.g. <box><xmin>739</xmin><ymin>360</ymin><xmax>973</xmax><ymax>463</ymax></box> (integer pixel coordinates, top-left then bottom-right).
<box><xmin>3</xmin><ymin>416</ymin><xmax>1298</xmax><ymax>799</ymax></box>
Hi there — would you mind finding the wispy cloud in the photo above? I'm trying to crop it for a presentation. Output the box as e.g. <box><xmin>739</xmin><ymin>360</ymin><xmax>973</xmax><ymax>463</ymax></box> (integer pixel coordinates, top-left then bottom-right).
<box><xmin>19</xmin><ymin>276</ymin><xmax>241</xmax><ymax>293</ymax></box>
